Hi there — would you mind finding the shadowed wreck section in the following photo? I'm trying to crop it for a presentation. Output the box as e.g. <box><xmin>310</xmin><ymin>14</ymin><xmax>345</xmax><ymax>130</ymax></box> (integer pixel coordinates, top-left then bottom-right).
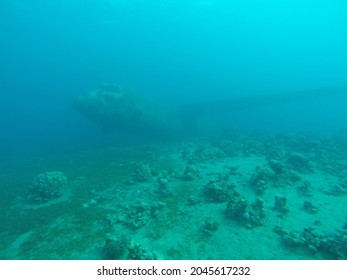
<box><xmin>72</xmin><ymin>84</ymin><xmax>182</xmax><ymax>137</ymax></box>
<box><xmin>73</xmin><ymin>84</ymin><xmax>347</xmax><ymax>137</ymax></box>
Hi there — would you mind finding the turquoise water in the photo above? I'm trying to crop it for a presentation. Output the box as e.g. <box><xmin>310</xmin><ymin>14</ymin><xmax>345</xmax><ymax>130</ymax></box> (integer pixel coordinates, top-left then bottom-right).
<box><xmin>0</xmin><ymin>0</ymin><xmax>347</xmax><ymax>259</ymax></box>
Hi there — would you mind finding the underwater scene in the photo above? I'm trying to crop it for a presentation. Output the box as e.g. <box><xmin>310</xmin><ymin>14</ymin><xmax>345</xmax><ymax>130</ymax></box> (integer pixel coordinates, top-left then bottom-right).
<box><xmin>1</xmin><ymin>0</ymin><xmax>347</xmax><ymax>260</ymax></box>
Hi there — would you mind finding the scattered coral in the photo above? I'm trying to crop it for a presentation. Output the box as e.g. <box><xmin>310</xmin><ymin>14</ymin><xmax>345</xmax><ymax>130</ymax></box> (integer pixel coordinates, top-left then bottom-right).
<box><xmin>118</xmin><ymin>201</ymin><xmax>155</xmax><ymax>229</ymax></box>
<box><xmin>302</xmin><ymin>201</ymin><xmax>319</xmax><ymax>214</ymax></box>
<box><xmin>225</xmin><ymin>194</ymin><xmax>266</xmax><ymax>228</ymax></box>
<box><xmin>286</xmin><ymin>152</ymin><xmax>311</xmax><ymax>172</ymax></box>
<box><xmin>273</xmin><ymin>195</ymin><xmax>289</xmax><ymax>216</ymax></box>
<box><xmin>187</xmin><ymin>195</ymin><xmax>201</xmax><ymax>206</ymax></box>
<box><xmin>127</xmin><ymin>240</ymin><xmax>158</xmax><ymax>260</ymax></box>
<box><xmin>103</xmin><ymin>236</ymin><xmax>128</xmax><ymax>259</ymax></box>
<box><xmin>203</xmin><ymin>180</ymin><xmax>237</xmax><ymax>203</ymax></box>
<box><xmin>182</xmin><ymin>144</ymin><xmax>224</xmax><ymax>164</ymax></box>
<box><xmin>180</xmin><ymin>165</ymin><xmax>200</xmax><ymax>181</ymax></box>
<box><xmin>250</xmin><ymin>159</ymin><xmax>302</xmax><ymax>195</ymax></box>
<box><xmin>324</xmin><ymin>184</ymin><xmax>347</xmax><ymax>196</ymax></box>
<box><xmin>225</xmin><ymin>191</ymin><xmax>249</xmax><ymax>222</ymax></box>
<box><xmin>132</xmin><ymin>162</ymin><xmax>153</xmax><ymax>182</ymax></box>
<box><xmin>249</xmin><ymin>166</ymin><xmax>274</xmax><ymax>194</ymax></box>
<box><xmin>268</xmin><ymin>159</ymin><xmax>286</xmax><ymax>174</ymax></box>
<box><xmin>5</xmin><ymin>131</ymin><xmax>347</xmax><ymax>260</ymax></box>
<box><xmin>297</xmin><ymin>180</ymin><xmax>313</xmax><ymax>197</ymax></box>
<box><xmin>102</xmin><ymin>236</ymin><xmax>158</xmax><ymax>260</ymax></box>
<box><xmin>249</xmin><ymin>198</ymin><xmax>266</xmax><ymax>226</ymax></box>
<box><xmin>276</xmin><ymin>224</ymin><xmax>347</xmax><ymax>259</ymax></box>
<box><xmin>156</xmin><ymin>176</ymin><xmax>171</xmax><ymax>195</ymax></box>
<box><xmin>202</xmin><ymin>217</ymin><xmax>219</xmax><ymax>236</ymax></box>
<box><xmin>28</xmin><ymin>171</ymin><xmax>67</xmax><ymax>203</ymax></box>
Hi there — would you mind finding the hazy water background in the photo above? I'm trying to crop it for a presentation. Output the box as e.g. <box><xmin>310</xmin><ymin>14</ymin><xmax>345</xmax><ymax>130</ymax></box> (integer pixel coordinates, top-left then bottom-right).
<box><xmin>1</xmin><ymin>0</ymin><xmax>347</xmax><ymax>156</ymax></box>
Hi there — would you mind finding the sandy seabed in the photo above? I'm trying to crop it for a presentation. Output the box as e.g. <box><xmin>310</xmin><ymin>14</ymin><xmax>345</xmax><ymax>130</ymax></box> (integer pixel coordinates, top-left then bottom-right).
<box><xmin>1</xmin><ymin>131</ymin><xmax>347</xmax><ymax>260</ymax></box>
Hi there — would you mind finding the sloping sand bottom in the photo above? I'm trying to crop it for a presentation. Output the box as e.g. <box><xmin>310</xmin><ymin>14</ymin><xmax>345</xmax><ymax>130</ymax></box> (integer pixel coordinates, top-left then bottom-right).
<box><xmin>0</xmin><ymin>132</ymin><xmax>346</xmax><ymax>259</ymax></box>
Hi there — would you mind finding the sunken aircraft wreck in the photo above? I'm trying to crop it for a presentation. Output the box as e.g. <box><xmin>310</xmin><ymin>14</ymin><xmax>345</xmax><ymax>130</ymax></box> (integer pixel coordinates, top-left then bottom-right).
<box><xmin>73</xmin><ymin>83</ymin><xmax>346</xmax><ymax>137</ymax></box>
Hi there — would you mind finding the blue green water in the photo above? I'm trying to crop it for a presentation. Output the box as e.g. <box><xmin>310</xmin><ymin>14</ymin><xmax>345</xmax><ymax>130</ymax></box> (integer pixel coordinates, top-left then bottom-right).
<box><xmin>0</xmin><ymin>0</ymin><xmax>347</xmax><ymax>260</ymax></box>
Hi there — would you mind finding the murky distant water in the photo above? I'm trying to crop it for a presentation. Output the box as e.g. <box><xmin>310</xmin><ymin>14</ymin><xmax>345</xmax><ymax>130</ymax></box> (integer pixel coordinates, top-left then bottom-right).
<box><xmin>0</xmin><ymin>0</ymin><xmax>346</xmax><ymax>156</ymax></box>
